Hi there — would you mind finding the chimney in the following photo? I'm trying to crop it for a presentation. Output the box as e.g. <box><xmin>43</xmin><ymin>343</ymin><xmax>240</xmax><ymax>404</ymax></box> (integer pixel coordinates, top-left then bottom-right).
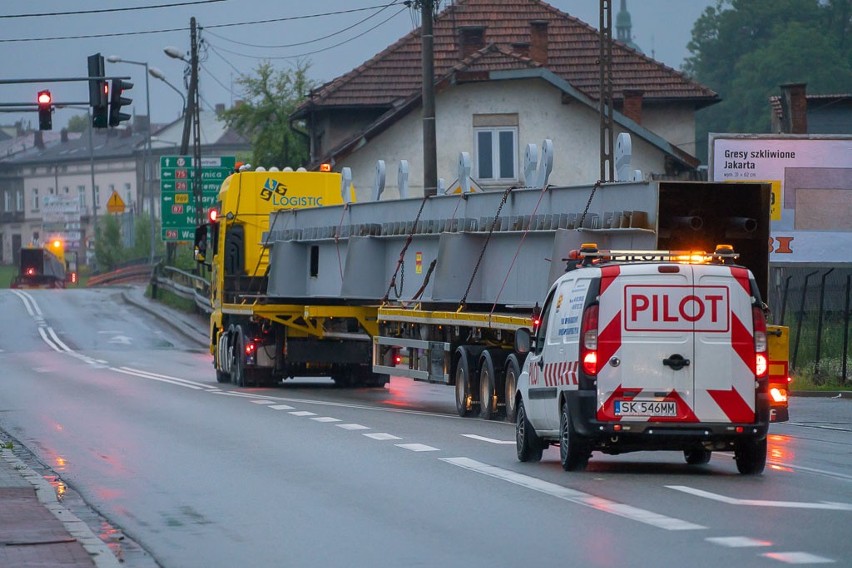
<box><xmin>512</xmin><ymin>42</ymin><xmax>531</xmax><ymax>58</ymax></box>
<box><xmin>622</xmin><ymin>89</ymin><xmax>644</xmax><ymax>124</ymax></box>
<box><xmin>61</xmin><ymin>128</ymin><xmax>69</xmax><ymax>143</ymax></box>
<box><xmin>780</xmin><ymin>83</ymin><xmax>808</xmax><ymax>134</ymax></box>
<box><xmin>215</xmin><ymin>103</ymin><xmax>225</xmax><ymax>115</ymax></box>
<box><xmin>458</xmin><ymin>26</ymin><xmax>486</xmax><ymax>59</ymax></box>
<box><xmin>530</xmin><ymin>21</ymin><xmax>549</xmax><ymax>65</ymax></box>
<box><xmin>34</xmin><ymin>130</ymin><xmax>44</xmax><ymax>149</ymax></box>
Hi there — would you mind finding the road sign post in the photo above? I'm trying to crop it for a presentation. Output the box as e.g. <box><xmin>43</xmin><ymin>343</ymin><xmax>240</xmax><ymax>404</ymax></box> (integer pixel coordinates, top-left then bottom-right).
<box><xmin>160</xmin><ymin>155</ymin><xmax>235</xmax><ymax>242</ymax></box>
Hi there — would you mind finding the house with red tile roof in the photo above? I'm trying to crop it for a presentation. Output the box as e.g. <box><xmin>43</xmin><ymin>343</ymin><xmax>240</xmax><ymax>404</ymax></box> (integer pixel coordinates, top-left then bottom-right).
<box><xmin>292</xmin><ymin>0</ymin><xmax>719</xmax><ymax>197</ymax></box>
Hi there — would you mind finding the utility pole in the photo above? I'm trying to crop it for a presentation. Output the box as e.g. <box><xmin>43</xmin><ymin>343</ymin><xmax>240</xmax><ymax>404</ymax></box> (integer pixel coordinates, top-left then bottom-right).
<box><xmin>599</xmin><ymin>0</ymin><xmax>614</xmax><ymax>182</ymax></box>
<box><xmin>420</xmin><ymin>0</ymin><xmax>437</xmax><ymax>197</ymax></box>
<box><xmin>189</xmin><ymin>17</ymin><xmax>203</xmax><ymax>229</ymax></box>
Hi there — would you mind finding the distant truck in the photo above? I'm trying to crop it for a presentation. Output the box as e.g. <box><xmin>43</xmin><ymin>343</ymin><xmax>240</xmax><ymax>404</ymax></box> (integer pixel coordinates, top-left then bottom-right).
<box><xmin>11</xmin><ymin>240</ymin><xmax>76</xmax><ymax>289</ymax></box>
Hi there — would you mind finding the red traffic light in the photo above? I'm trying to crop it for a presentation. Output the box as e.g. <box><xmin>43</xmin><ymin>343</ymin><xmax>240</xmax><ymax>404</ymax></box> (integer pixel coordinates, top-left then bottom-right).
<box><xmin>37</xmin><ymin>90</ymin><xmax>53</xmax><ymax>130</ymax></box>
<box><xmin>38</xmin><ymin>91</ymin><xmax>52</xmax><ymax>105</ymax></box>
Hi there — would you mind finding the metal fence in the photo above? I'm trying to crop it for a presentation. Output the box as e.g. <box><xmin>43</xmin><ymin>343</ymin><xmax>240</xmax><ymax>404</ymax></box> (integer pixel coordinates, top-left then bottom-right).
<box><xmin>150</xmin><ymin>264</ymin><xmax>212</xmax><ymax>314</ymax></box>
<box><xmin>767</xmin><ymin>266</ymin><xmax>852</xmax><ymax>383</ymax></box>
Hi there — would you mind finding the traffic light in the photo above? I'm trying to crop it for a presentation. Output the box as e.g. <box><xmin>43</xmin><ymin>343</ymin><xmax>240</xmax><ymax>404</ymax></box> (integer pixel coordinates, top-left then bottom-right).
<box><xmin>88</xmin><ymin>53</ymin><xmax>109</xmax><ymax>128</ymax></box>
<box><xmin>108</xmin><ymin>78</ymin><xmax>133</xmax><ymax>127</ymax></box>
<box><xmin>37</xmin><ymin>90</ymin><xmax>52</xmax><ymax>130</ymax></box>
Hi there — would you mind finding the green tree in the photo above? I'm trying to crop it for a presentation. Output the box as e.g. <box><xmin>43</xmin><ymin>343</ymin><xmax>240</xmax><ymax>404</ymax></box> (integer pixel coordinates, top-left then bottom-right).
<box><xmin>94</xmin><ymin>215</ymin><xmax>126</xmax><ymax>271</ymax></box>
<box><xmin>66</xmin><ymin>113</ymin><xmax>89</xmax><ymax>133</ymax></box>
<box><xmin>220</xmin><ymin>61</ymin><xmax>315</xmax><ymax>168</ymax></box>
<box><xmin>684</xmin><ymin>0</ymin><xmax>852</xmax><ymax>161</ymax></box>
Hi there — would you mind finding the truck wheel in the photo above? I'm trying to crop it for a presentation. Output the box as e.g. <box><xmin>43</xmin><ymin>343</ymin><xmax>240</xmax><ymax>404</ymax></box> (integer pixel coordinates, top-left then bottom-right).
<box><xmin>684</xmin><ymin>449</ymin><xmax>712</xmax><ymax>465</ymax></box>
<box><xmin>454</xmin><ymin>347</ymin><xmax>477</xmax><ymax>417</ymax></box>
<box><xmin>735</xmin><ymin>437</ymin><xmax>767</xmax><ymax>475</ymax></box>
<box><xmin>478</xmin><ymin>351</ymin><xmax>498</xmax><ymax>420</ymax></box>
<box><xmin>232</xmin><ymin>326</ymin><xmax>247</xmax><ymax>387</ymax></box>
<box><xmin>560</xmin><ymin>400</ymin><xmax>589</xmax><ymax>471</ymax></box>
<box><xmin>516</xmin><ymin>400</ymin><xmax>543</xmax><ymax>462</ymax></box>
<box><xmin>503</xmin><ymin>355</ymin><xmax>522</xmax><ymax>423</ymax></box>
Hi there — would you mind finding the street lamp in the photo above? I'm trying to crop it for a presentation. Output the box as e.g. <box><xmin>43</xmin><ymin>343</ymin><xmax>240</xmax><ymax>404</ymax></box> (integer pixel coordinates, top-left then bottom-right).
<box><xmin>149</xmin><ymin>67</ymin><xmax>186</xmax><ymax>116</ymax></box>
<box><xmin>106</xmin><ymin>55</ymin><xmax>156</xmax><ymax>264</ymax></box>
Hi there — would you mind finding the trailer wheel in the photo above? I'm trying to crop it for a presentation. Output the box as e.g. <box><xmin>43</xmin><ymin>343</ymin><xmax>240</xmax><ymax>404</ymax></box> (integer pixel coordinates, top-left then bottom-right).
<box><xmin>214</xmin><ymin>328</ymin><xmax>230</xmax><ymax>383</ymax></box>
<box><xmin>560</xmin><ymin>400</ymin><xmax>589</xmax><ymax>471</ymax></box>
<box><xmin>503</xmin><ymin>355</ymin><xmax>522</xmax><ymax>423</ymax></box>
<box><xmin>735</xmin><ymin>437</ymin><xmax>767</xmax><ymax>475</ymax></box>
<box><xmin>454</xmin><ymin>347</ymin><xmax>477</xmax><ymax>417</ymax></box>
<box><xmin>684</xmin><ymin>449</ymin><xmax>712</xmax><ymax>465</ymax></box>
<box><xmin>479</xmin><ymin>350</ymin><xmax>505</xmax><ymax>420</ymax></box>
<box><xmin>232</xmin><ymin>326</ymin><xmax>247</xmax><ymax>387</ymax></box>
<box><xmin>516</xmin><ymin>399</ymin><xmax>543</xmax><ymax>462</ymax></box>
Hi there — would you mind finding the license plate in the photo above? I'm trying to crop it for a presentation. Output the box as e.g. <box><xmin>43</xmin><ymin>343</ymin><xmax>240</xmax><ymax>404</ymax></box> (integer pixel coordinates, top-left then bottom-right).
<box><xmin>614</xmin><ymin>400</ymin><xmax>677</xmax><ymax>417</ymax></box>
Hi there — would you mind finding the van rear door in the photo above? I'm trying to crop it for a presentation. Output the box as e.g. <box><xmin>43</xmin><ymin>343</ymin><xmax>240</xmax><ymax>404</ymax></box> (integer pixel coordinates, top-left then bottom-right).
<box><xmin>692</xmin><ymin>265</ymin><xmax>757</xmax><ymax>423</ymax></box>
<box><xmin>596</xmin><ymin>264</ymin><xmax>697</xmax><ymax>423</ymax></box>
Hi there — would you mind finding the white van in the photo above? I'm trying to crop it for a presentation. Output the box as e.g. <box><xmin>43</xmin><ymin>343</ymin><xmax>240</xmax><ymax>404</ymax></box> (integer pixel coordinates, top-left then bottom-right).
<box><xmin>514</xmin><ymin>245</ymin><xmax>770</xmax><ymax>474</ymax></box>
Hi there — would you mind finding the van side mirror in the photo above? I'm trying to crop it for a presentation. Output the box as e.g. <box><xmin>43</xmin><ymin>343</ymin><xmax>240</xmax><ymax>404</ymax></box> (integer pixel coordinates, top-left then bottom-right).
<box><xmin>193</xmin><ymin>225</ymin><xmax>208</xmax><ymax>263</ymax></box>
<box><xmin>515</xmin><ymin>328</ymin><xmax>531</xmax><ymax>354</ymax></box>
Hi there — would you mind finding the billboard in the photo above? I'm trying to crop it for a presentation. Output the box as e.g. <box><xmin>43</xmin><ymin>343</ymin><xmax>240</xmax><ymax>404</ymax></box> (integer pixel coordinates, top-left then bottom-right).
<box><xmin>710</xmin><ymin>135</ymin><xmax>852</xmax><ymax>265</ymax></box>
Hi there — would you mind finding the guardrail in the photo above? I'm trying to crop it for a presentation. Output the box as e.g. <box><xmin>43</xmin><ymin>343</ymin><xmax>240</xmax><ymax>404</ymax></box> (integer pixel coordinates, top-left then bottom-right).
<box><xmin>151</xmin><ymin>264</ymin><xmax>212</xmax><ymax>314</ymax></box>
<box><xmin>86</xmin><ymin>264</ymin><xmax>154</xmax><ymax>287</ymax></box>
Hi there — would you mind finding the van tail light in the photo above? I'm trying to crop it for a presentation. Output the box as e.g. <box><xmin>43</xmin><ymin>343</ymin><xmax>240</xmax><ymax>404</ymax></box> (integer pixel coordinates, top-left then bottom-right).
<box><xmin>580</xmin><ymin>304</ymin><xmax>599</xmax><ymax>375</ymax></box>
<box><xmin>752</xmin><ymin>306</ymin><xmax>768</xmax><ymax>378</ymax></box>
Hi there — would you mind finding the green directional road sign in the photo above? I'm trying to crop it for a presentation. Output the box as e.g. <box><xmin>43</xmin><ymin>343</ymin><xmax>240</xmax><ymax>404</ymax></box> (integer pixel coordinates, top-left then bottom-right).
<box><xmin>160</xmin><ymin>155</ymin><xmax>236</xmax><ymax>242</ymax></box>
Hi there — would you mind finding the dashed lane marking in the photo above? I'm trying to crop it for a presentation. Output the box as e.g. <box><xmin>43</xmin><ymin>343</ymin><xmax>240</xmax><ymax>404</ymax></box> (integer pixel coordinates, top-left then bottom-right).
<box><xmin>706</xmin><ymin>537</ymin><xmax>772</xmax><ymax>548</ymax></box>
<box><xmin>289</xmin><ymin>411</ymin><xmax>317</xmax><ymax>417</ymax></box>
<box><xmin>268</xmin><ymin>404</ymin><xmax>295</xmax><ymax>410</ymax></box>
<box><xmin>251</xmin><ymin>400</ymin><xmax>276</xmax><ymax>405</ymax></box>
<box><xmin>364</xmin><ymin>433</ymin><xmax>401</xmax><ymax>441</ymax></box>
<box><xmin>462</xmin><ymin>434</ymin><xmax>514</xmax><ymax>444</ymax></box>
<box><xmin>762</xmin><ymin>552</ymin><xmax>835</xmax><ymax>564</ymax></box>
<box><xmin>337</xmin><ymin>424</ymin><xmax>370</xmax><ymax>430</ymax></box>
<box><xmin>442</xmin><ymin>457</ymin><xmax>704</xmax><ymax>531</ymax></box>
<box><xmin>311</xmin><ymin>417</ymin><xmax>341</xmax><ymax>423</ymax></box>
<box><xmin>396</xmin><ymin>443</ymin><xmax>439</xmax><ymax>452</ymax></box>
<box><xmin>668</xmin><ymin>485</ymin><xmax>852</xmax><ymax>510</ymax></box>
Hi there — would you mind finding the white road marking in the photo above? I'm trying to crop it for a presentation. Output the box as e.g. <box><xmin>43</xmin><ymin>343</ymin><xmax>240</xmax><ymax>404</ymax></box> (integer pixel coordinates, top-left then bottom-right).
<box><xmin>762</xmin><ymin>552</ymin><xmax>835</xmax><ymax>564</ymax></box>
<box><xmin>107</xmin><ymin>335</ymin><xmax>133</xmax><ymax>345</ymax></box>
<box><xmin>337</xmin><ymin>424</ymin><xmax>370</xmax><ymax>430</ymax></box>
<box><xmin>768</xmin><ymin>461</ymin><xmax>852</xmax><ymax>483</ymax></box>
<box><xmin>364</xmin><ymin>433</ymin><xmax>401</xmax><ymax>441</ymax></box>
<box><xmin>462</xmin><ymin>434</ymin><xmax>514</xmax><ymax>444</ymax></box>
<box><xmin>250</xmin><ymin>400</ymin><xmax>276</xmax><ymax>405</ymax></box>
<box><xmin>311</xmin><ymin>417</ymin><xmax>341</xmax><ymax>423</ymax></box>
<box><xmin>396</xmin><ymin>443</ymin><xmax>439</xmax><ymax>452</ymax></box>
<box><xmin>111</xmin><ymin>367</ymin><xmax>206</xmax><ymax>390</ymax></box>
<box><xmin>667</xmin><ymin>485</ymin><xmax>852</xmax><ymax>510</ymax></box>
<box><xmin>289</xmin><ymin>411</ymin><xmax>317</xmax><ymax>417</ymax></box>
<box><xmin>443</xmin><ymin>457</ymin><xmax>704</xmax><ymax>531</ymax></box>
<box><xmin>268</xmin><ymin>404</ymin><xmax>295</xmax><ymax>410</ymax></box>
<box><xmin>706</xmin><ymin>536</ymin><xmax>772</xmax><ymax>548</ymax></box>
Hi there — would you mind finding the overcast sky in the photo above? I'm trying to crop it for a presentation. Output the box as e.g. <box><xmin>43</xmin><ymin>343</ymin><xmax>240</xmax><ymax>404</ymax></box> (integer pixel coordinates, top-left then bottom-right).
<box><xmin>1</xmin><ymin>0</ymin><xmax>716</xmax><ymax>132</ymax></box>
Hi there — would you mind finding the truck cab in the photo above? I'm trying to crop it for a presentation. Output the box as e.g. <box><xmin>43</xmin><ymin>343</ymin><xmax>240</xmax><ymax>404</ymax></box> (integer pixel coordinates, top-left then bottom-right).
<box><xmin>515</xmin><ymin>244</ymin><xmax>771</xmax><ymax>474</ymax></box>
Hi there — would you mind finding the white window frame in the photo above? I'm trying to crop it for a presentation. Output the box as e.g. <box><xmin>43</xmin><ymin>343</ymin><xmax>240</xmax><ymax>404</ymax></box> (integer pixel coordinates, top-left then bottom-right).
<box><xmin>473</xmin><ymin>126</ymin><xmax>518</xmax><ymax>183</ymax></box>
<box><xmin>16</xmin><ymin>189</ymin><xmax>24</xmax><ymax>211</ymax></box>
<box><xmin>32</xmin><ymin>188</ymin><xmax>39</xmax><ymax>211</ymax></box>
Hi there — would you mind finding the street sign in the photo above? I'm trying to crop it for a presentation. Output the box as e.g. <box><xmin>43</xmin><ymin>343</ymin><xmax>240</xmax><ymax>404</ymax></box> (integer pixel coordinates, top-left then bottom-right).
<box><xmin>160</xmin><ymin>155</ymin><xmax>236</xmax><ymax>242</ymax></box>
<box><xmin>106</xmin><ymin>190</ymin><xmax>126</xmax><ymax>214</ymax></box>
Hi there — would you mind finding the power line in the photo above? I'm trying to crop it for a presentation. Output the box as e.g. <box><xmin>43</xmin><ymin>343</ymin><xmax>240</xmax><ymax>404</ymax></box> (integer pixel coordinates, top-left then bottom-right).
<box><xmin>206</xmin><ymin>6</ymin><xmax>407</xmax><ymax>60</ymax></box>
<box><xmin>0</xmin><ymin>4</ymin><xmax>399</xmax><ymax>44</ymax></box>
<box><xmin>204</xmin><ymin>0</ymin><xmax>401</xmax><ymax>49</ymax></box>
<box><xmin>0</xmin><ymin>0</ymin><xmax>225</xmax><ymax>19</ymax></box>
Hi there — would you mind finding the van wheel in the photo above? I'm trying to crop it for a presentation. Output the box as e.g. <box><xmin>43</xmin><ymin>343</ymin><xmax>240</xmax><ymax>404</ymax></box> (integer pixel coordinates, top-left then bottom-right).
<box><xmin>454</xmin><ymin>347</ymin><xmax>477</xmax><ymax>417</ymax></box>
<box><xmin>516</xmin><ymin>400</ymin><xmax>543</xmax><ymax>462</ymax></box>
<box><xmin>560</xmin><ymin>401</ymin><xmax>589</xmax><ymax>471</ymax></box>
<box><xmin>503</xmin><ymin>355</ymin><xmax>521</xmax><ymax>423</ymax></box>
<box><xmin>478</xmin><ymin>351</ymin><xmax>499</xmax><ymax>420</ymax></box>
<box><xmin>684</xmin><ymin>449</ymin><xmax>712</xmax><ymax>465</ymax></box>
<box><xmin>735</xmin><ymin>438</ymin><xmax>767</xmax><ymax>475</ymax></box>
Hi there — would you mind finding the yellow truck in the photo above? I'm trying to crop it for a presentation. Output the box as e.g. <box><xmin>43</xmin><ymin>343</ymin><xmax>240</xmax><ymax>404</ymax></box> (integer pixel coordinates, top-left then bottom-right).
<box><xmin>195</xmin><ymin>168</ymin><xmax>387</xmax><ymax>387</ymax></box>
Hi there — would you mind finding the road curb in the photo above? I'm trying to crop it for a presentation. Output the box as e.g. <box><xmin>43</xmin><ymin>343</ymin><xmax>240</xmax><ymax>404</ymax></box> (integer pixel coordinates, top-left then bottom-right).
<box><xmin>1</xmin><ymin>449</ymin><xmax>121</xmax><ymax>568</ymax></box>
<box><xmin>120</xmin><ymin>288</ymin><xmax>208</xmax><ymax>348</ymax></box>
